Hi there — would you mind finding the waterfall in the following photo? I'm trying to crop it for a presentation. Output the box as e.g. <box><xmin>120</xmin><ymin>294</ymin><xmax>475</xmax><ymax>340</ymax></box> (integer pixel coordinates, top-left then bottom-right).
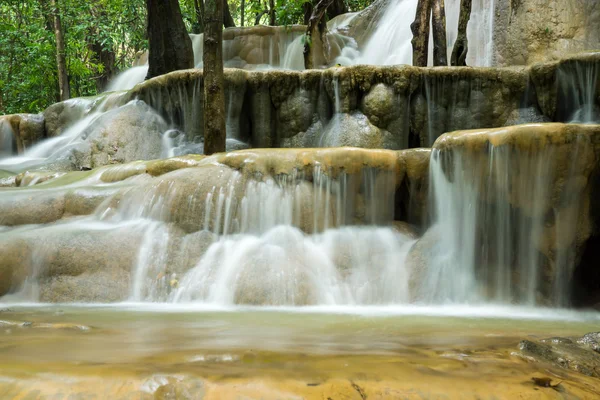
<box><xmin>105</xmin><ymin>65</ymin><xmax>149</xmax><ymax>92</ymax></box>
<box><xmin>83</xmin><ymin>157</ymin><xmax>411</xmax><ymax>304</ymax></box>
<box><xmin>422</xmin><ymin>128</ymin><xmax>592</xmax><ymax>306</ymax></box>
<box><xmin>333</xmin><ymin>0</ymin><xmax>495</xmax><ymax>67</ymax></box>
<box><xmin>556</xmin><ymin>59</ymin><xmax>600</xmax><ymax>123</ymax></box>
<box><xmin>0</xmin><ymin>118</ymin><xmax>15</xmax><ymax>158</ymax></box>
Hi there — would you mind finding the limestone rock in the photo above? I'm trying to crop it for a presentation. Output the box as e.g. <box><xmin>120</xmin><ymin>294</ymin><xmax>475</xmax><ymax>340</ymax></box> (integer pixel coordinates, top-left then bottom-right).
<box><xmin>43</xmin><ymin>98</ymin><xmax>92</xmax><ymax>138</ymax></box>
<box><xmin>0</xmin><ymin>191</ymin><xmax>65</xmax><ymax>226</ymax></box>
<box><xmin>518</xmin><ymin>333</ymin><xmax>600</xmax><ymax>377</ymax></box>
<box><xmin>0</xmin><ymin>114</ymin><xmax>45</xmax><ymax>154</ymax></box>
<box><xmin>73</xmin><ymin>100</ymin><xmax>167</xmax><ymax>169</ymax></box>
<box><xmin>319</xmin><ymin>112</ymin><xmax>391</xmax><ymax>148</ymax></box>
<box><xmin>494</xmin><ymin>0</ymin><xmax>600</xmax><ymax>66</ymax></box>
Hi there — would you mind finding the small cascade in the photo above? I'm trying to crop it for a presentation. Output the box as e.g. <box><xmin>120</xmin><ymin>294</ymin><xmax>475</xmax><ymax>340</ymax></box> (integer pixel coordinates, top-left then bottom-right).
<box><xmin>0</xmin><ymin>100</ymin><xmax>99</xmax><ymax>173</ymax></box>
<box><xmin>331</xmin><ymin>0</ymin><xmax>495</xmax><ymax>67</ymax></box>
<box><xmin>172</xmin><ymin>226</ymin><xmax>413</xmax><ymax>305</ymax></box>
<box><xmin>354</xmin><ymin>0</ymin><xmax>418</xmax><ymax>65</ymax></box>
<box><xmin>281</xmin><ymin>35</ymin><xmax>305</xmax><ymax>70</ymax></box>
<box><xmin>105</xmin><ymin>65</ymin><xmax>149</xmax><ymax>92</ymax></box>
<box><xmin>556</xmin><ymin>58</ymin><xmax>600</xmax><ymax>123</ymax></box>
<box><xmin>468</xmin><ymin>0</ymin><xmax>496</xmax><ymax>67</ymax></box>
<box><xmin>190</xmin><ymin>33</ymin><xmax>204</xmax><ymax>66</ymax></box>
<box><xmin>319</xmin><ymin>76</ymin><xmax>343</xmax><ymax>146</ymax></box>
<box><xmin>421</xmin><ymin>126</ymin><xmax>594</xmax><ymax>306</ymax></box>
<box><xmin>84</xmin><ymin>152</ymin><xmax>409</xmax><ymax>304</ymax></box>
<box><xmin>0</xmin><ymin>118</ymin><xmax>15</xmax><ymax>157</ymax></box>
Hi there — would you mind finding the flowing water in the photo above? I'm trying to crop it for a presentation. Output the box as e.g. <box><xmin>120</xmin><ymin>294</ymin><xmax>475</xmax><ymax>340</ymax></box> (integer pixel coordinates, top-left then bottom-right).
<box><xmin>333</xmin><ymin>0</ymin><xmax>494</xmax><ymax>67</ymax></box>
<box><xmin>1</xmin><ymin>305</ymin><xmax>600</xmax><ymax>398</ymax></box>
<box><xmin>105</xmin><ymin>0</ymin><xmax>497</xmax><ymax>91</ymax></box>
<box><xmin>105</xmin><ymin>65</ymin><xmax>149</xmax><ymax>92</ymax></box>
<box><xmin>1</xmin><ymin>6</ymin><xmax>600</xmax><ymax>397</ymax></box>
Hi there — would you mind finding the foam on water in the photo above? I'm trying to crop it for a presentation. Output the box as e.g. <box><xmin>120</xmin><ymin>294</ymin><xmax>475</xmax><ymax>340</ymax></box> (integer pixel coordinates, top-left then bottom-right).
<box><xmin>4</xmin><ymin>302</ymin><xmax>600</xmax><ymax>323</ymax></box>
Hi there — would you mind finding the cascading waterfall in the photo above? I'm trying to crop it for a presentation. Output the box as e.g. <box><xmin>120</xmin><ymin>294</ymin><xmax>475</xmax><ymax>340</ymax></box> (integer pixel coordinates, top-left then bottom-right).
<box><xmin>89</xmin><ymin>158</ymin><xmax>410</xmax><ymax>304</ymax></box>
<box><xmin>423</xmin><ymin>130</ymin><xmax>592</xmax><ymax>306</ymax></box>
<box><xmin>557</xmin><ymin>58</ymin><xmax>600</xmax><ymax>123</ymax></box>
<box><xmin>104</xmin><ymin>0</ymin><xmax>498</xmax><ymax>91</ymax></box>
<box><xmin>0</xmin><ymin>118</ymin><xmax>15</xmax><ymax>157</ymax></box>
<box><xmin>105</xmin><ymin>65</ymin><xmax>149</xmax><ymax>92</ymax></box>
<box><xmin>333</xmin><ymin>0</ymin><xmax>494</xmax><ymax>67</ymax></box>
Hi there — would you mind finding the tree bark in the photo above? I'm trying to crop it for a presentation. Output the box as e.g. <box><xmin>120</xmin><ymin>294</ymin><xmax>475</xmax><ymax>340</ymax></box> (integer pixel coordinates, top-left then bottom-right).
<box><xmin>304</xmin><ymin>0</ymin><xmax>334</xmax><ymax>69</ymax></box>
<box><xmin>240</xmin><ymin>0</ymin><xmax>245</xmax><ymax>26</ymax></box>
<box><xmin>88</xmin><ymin>2</ymin><xmax>116</xmax><ymax>92</ymax></box>
<box><xmin>303</xmin><ymin>1</ymin><xmax>313</xmax><ymax>25</ymax></box>
<box><xmin>410</xmin><ymin>0</ymin><xmax>432</xmax><ymax>67</ymax></box>
<box><xmin>203</xmin><ymin>0</ymin><xmax>226</xmax><ymax>154</ymax></box>
<box><xmin>223</xmin><ymin>0</ymin><xmax>235</xmax><ymax>27</ymax></box>
<box><xmin>269</xmin><ymin>0</ymin><xmax>275</xmax><ymax>25</ymax></box>
<box><xmin>327</xmin><ymin>0</ymin><xmax>348</xmax><ymax>20</ymax></box>
<box><xmin>50</xmin><ymin>0</ymin><xmax>70</xmax><ymax>101</ymax></box>
<box><xmin>146</xmin><ymin>0</ymin><xmax>194</xmax><ymax>79</ymax></box>
<box><xmin>193</xmin><ymin>0</ymin><xmax>204</xmax><ymax>33</ymax></box>
<box><xmin>451</xmin><ymin>0</ymin><xmax>471</xmax><ymax>66</ymax></box>
<box><xmin>431</xmin><ymin>0</ymin><xmax>447</xmax><ymax>66</ymax></box>
<box><xmin>90</xmin><ymin>39</ymin><xmax>116</xmax><ymax>91</ymax></box>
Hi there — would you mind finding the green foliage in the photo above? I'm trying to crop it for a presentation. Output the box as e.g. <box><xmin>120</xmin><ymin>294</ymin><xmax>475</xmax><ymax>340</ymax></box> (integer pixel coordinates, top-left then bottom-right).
<box><xmin>0</xmin><ymin>0</ymin><xmax>147</xmax><ymax>114</ymax></box>
<box><xmin>1</xmin><ymin>0</ymin><xmax>375</xmax><ymax>115</ymax></box>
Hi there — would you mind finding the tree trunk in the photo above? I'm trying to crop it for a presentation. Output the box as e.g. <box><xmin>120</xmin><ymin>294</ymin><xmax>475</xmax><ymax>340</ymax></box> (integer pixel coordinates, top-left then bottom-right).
<box><xmin>193</xmin><ymin>0</ymin><xmax>204</xmax><ymax>33</ymax></box>
<box><xmin>203</xmin><ymin>0</ymin><xmax>226</xmax><ymax>154</ymax></box>
<box><xmin>269</xmin><ymin>0</ymin><xmax>275</xmax><ymax>25</ymax></box>
<box><xmin>223</xmin><ymin>0</ymin><xmax>235</xmax><ymax>27</ymax></box>
<box><xmin>90</xmin><ymin>40</ymin><xmax>116</xmax><ymax>91</ymax></box>
<box><xmin>303</xmin><ymin>1</ymin><xmax>313</xmax><ymax>25</ymax></box>
<box><xmin>431</xmin><ymin>0</ymin><xmax>447</xmax><ymax>66</ymax></box>
<box><xmin>88</xmin><ymin>2</ymin><xmax>116</xmax><ymax>92</ymax></box>
<box><xmin>240</xmin><ymin>0</ymin><xmax>245</xmax><ymax>26</ymax></box>
<box><xmin>410</xmin><ymin>0</ymin><xmax>432</xmax><ymax>67</ymax></box>
<box><xmin>304</xmin><ymin>0</ymin><xmax>334</xmax><ymax>69</ymax></box>
<box><xmin>451</xmin><ymin>0</ymin><xmax>471</xmax><ymax>66</ymax></box>
<box><xmin>327</xmin><ymin>0</ymin><xmax>348</xmax><ymax>20</ymax></box>
<box><xmin>146</xmin><ymin>0</ymin><xmax>194</xmax><ymax>79</ymax></box>
<box><xmin>50</xmin><ymin>0</ymin><xmax>70</xmax><ymax>101</ymax></box>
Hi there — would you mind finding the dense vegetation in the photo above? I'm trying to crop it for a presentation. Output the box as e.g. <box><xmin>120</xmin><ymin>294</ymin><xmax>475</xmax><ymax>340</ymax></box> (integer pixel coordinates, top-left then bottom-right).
<box><xmin>0</xmin><ymin>0</ymin><xmax>374</xmax><ymax>115</ymax></box>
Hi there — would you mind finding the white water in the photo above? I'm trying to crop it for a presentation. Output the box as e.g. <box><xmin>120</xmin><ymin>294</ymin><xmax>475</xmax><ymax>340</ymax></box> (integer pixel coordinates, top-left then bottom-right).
<box><xmin>104</xmin><ymin>0</ymin><xmax>497</xmax><ymax>85</ymax></box>
<box><xmin>423</xmin><ymin>132</ymin><xmax>589</xmax><ymax>306</ymax></box>
<box><xmin>83</xmin><ymin>163</ymin><xmax>409</xmax><ymax>304</ymax></box>
<box><xmin>557</xmin><ymin>59</ymin><xmax>600</xmax><ymax>123</ymax></box>
<box><xmin>105</xmin><ymin>65</ymin><xmax>148</xmax><ymax>92</ymax></box>
<box><xmin>0</xmin><ymin>118</ymin><xmax>15</xmax><ymax>157</ymax></box>
<box><xmin>0</xmin><ymin>105</ymin><xmax>101</xmax><ymax>172</ymax></box>
<box><xmin>172</xmin><ymin>226</ymin><xmax>414</xmax><ymax>305</ymax></box>
<box><xmin>333</xmin><ymin>0</ymin><xmax>495</xmax><ymax>67</ymax></box>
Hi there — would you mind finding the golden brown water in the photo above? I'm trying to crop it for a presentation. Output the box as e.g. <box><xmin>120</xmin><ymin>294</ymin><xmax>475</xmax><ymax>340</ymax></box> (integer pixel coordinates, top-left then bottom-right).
<box><xmin>1</xmin><ymin>305</ymin><xmax>599</xmax><ymax>399</ymax></box>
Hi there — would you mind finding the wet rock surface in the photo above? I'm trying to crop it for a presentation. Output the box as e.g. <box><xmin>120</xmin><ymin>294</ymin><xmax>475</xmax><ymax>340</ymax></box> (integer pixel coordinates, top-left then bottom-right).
<box><xmin>126</xmin><ymin>53</ymin><xmax>600</xmax><ymax>150</ymax></box>
<box><xmin>72</xmin><ymin>100</ymin><xmax>167</xmax><ymax>169</ymax></box>
<box><xmin>0</xmin><ymin>113</ymin><xmax>45</xmax><ymax>155</ymax></box>
<box><xmin>517</xmin><ymin>332</ymin><xmax>600</xmax><ymax>377</ymax></box>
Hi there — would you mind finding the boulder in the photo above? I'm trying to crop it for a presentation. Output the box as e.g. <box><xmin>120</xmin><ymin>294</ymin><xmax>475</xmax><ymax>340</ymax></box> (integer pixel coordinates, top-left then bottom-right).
<box><xmin>43</xmin><ymin>98</ymin><xmax>92</xmax><ymax>138</ymax></box>
<box><xmin>318</xmin><ymin>112</ymin><xmax>392</xmax><ymax>148</ymax></box>
<box><xmin>518</xmin><ymin>333</ymin><xmax>600</xmax><ymax>377</ymax></box>
<box><xmin>0</xmin><ymin>114</ymin><xmax>45</xmax><ymax>154</ymax></box>
<box><xmin>73</xmin><ymin>100</ymin><xmax>167</xmax><ymax>169</ymax></box>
